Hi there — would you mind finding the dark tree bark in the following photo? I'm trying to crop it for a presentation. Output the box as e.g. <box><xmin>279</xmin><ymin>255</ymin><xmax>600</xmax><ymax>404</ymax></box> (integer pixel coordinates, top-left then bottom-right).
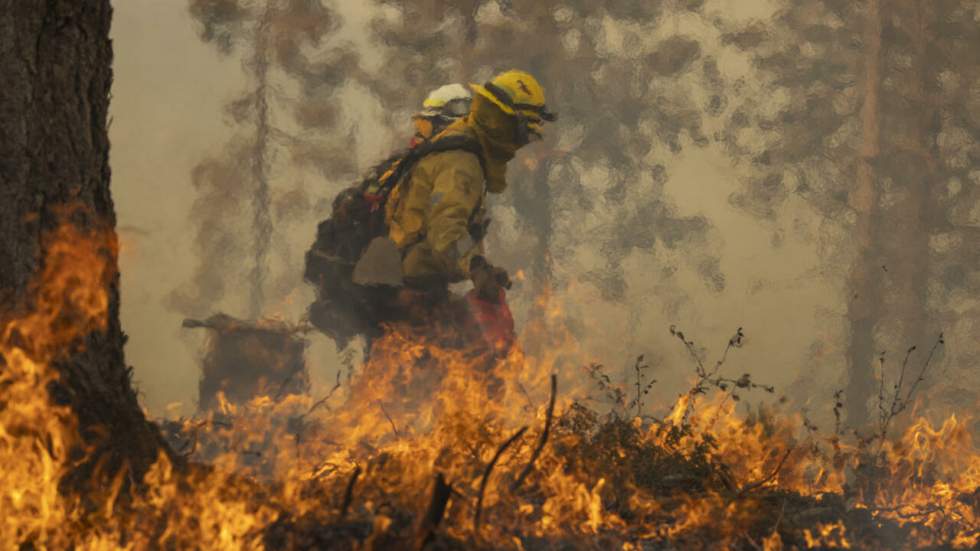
<box><xmin>0</xmin><ymin>1</ymin><xmax>167</xmax><ymax>485</ymax></box>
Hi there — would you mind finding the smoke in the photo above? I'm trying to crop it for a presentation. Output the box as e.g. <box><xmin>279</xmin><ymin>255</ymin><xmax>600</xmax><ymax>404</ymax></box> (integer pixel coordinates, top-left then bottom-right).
<box><xmin>167</xmin><ymin>143</ymin><xmax>252</xmax><ymax>319</ymax></box>
<box><xmin>111</xmin><ymin>0</ymin><xmax>977</xmax><ymax>427</ymax></box>
<box><xmin>718</xmin><ymin>0</ymin><xmax>980</xmax><ymax>425</ymax></box>
<box><xmin>172</xmin><ymin>0</ymin><xmax>359</xmax><ymax>321</ymax></box>
<box><xmin>152</xmin><ymin>0</ymin><xmax>812</xmax><ymax>412</ymax></box>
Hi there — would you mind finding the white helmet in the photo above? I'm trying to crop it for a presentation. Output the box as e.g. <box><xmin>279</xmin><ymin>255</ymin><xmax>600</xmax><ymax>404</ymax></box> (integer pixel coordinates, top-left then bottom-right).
<box><xmin>417</xmin><ymin>83</ymin><xmax>472</xmax><ymax>120</ymax></box>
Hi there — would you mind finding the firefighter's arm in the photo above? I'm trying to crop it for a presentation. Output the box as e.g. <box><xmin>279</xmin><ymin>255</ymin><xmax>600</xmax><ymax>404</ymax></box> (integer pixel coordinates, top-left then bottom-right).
<box><xmin>469</xmin><ymin>255</ymin><xmax>511</xmax><ymax>302</ymax></box>
<box><xmin>425</xmin><ymin>161</ymin><xmax>484</xmax><ymax>280</ymax></box>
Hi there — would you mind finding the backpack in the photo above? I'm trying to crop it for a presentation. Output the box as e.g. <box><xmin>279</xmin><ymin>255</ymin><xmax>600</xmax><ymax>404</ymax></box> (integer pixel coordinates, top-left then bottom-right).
<box><xmin>304</xmin><ymin>135</ymin><xmax>484</xmax><ymax>347</ymax></box>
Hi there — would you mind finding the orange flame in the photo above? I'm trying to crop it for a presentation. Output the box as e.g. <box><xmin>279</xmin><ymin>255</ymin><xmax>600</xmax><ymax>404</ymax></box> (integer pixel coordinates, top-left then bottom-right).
<box><xmin>1</xmin><ymin>217</ymin><xmax>978</xmax><ymax>549</ymax></box>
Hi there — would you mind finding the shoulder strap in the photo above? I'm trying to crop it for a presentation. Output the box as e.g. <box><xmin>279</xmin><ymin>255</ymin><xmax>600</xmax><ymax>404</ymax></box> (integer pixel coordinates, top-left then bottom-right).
<box><xmin>376</xmin><ymin>135</ymin><xmax>485</xmax><ymax>197</ymax></box>
<box><xmin>416</xmin><ymin>134</ymin><xmax>484</xmax><ymax>161</ymax></box>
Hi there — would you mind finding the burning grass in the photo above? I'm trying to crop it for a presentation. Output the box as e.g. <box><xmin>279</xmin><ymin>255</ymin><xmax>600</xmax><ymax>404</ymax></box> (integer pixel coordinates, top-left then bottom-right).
<box><xmin>1</xmin><ymin>223</ymin><xmax>978</xmax><ymax>550</ymax></box>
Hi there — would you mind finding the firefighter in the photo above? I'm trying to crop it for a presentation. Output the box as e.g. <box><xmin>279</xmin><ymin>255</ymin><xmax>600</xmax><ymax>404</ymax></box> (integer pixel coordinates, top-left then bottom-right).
<box><xmin>410</xmin><ymin>83</ymin><xmax>472</xmax><ymax>147</ymax></box>
<box><xmin>384</xmin><ymin>70</ymin><xmax>557</xmax><ymax>352</ymax></box>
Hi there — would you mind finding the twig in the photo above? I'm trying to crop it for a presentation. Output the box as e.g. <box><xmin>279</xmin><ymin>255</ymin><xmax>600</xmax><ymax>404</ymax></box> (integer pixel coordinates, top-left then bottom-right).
<box><xmin>627</xmin><ymin>355</ymin><xmax>656</xmax><ymax>418</ymax></box>
<box><xmin>711</xmin><ymin>327</ymin><xmax>744</xmax><ymax>378</ymax></box>
<box><xmin>306</xmin><ymin>371</ymin><xmax>342</xmax><ymax>417</ymax></box>
<box><xmin>473</xmin><ymin>426</ymin><xmax>528</xmax><ymax>535</ymax></box>
<box><xmin>414</xmin><ymin>473</ymin><xmax>453</xmax><ymax>551</ymax></box>
<box><xmin>669</xmin><ymin>325</ymin><xmax>761</xmax><ymax>426</ymax></box>
<box><xmin>877</xmin><ymin>352</ymin><xmax>888</xmax><ymax>432</ymax></box>
<box><xmin>671</xmin><ymin>325</ymin><xmax>707</xmax><ymax>377</ymax></box>
<box><xmin>516</xmin><ymin>381</ymin><xmax>537</xmax><ymax>412</ymax></box>
<box><xmin>634</xmin><ymin>356</ymin><xmax>643</xmax><ymax>417</ymax></box>
<box><xmin>273</xmin><ymin>359</ymin><xmax>306</xmax><ymax>401</ymax></box>
<box><xmin>511</xmin><ymin>375</ymin><xmax>557</xmax><ymax>492</ymax></box>
<box><xmin>291</xmin><ymin>372</ymin><xmax>344</xmax><ymax>447</ymax></box>
<box><xmin>832</xmin><ymin>389</ymin><xmax>844</xmax><ymax>436</ymax></box>
<box><xmin>339</xmin><ymin>465</ymin><xmax>362</xmax><ymax>519</ymax></box>
<box><xmin>898</xmin><ymin>333</ymin><xmax>944</xmax><ymax>412</ymax></box>
<box><xmin>737</xmin><ymin>447</ymin><xmax>794</xmax><ymax>497</ymax></box>
<box><xmin>376</xmin><ymin>400</ymin><xmax>400</xmax><ymax>438</ymax></box>
<box><xmin>892</xmin><ymin>345</ymin><xmax>916</xmax><ymax>411</ymax></box>
<box><xmin>876</xmin><ymin>333</ymin><xmax>944</xmax><ymax>449</ymax></box>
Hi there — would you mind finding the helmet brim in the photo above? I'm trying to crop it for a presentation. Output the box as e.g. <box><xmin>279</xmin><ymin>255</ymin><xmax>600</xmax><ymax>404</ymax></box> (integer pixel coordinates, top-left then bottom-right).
<box><xmin>470</xmin><ymin>83</ymin><xmax>557</xmax><ymax>122</ymax></box>
<box><xmin>469</xmin><ymin>83</ymin><xmax>516</xmax><ymax>116</ymax></box>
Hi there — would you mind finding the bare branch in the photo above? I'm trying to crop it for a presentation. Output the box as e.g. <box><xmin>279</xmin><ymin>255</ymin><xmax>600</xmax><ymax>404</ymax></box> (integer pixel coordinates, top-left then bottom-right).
<box><xmin>737</xmin><ymin>447</ymin><xmax>794</xmax><ymax>497</ymax></box>
<box><xmin>414</xmin><ymin>473</ymin><xmax>453</xmax><ymax>551</ymax></box>
<box><xmin>474</xmin><ymin>426</ymin><xmax>528</xmax><ymax>535</ymax></box>
<box><xmin>339</xmin><ymin>465</ymin><xmax>361</xmax><ymax>519</ymax></box>
<box><xmin>875</xmin><ymin>333</ymin><xmax>945</xmax><ymax>449</ymax></box>
<box><xmin>899</xmin><ymin>333</ymin><xmax>944</xmax><ymax>412</ymax></box>
<box><xmin>376</xmin><ymin>400</ymin><xmax>400</xmax><ymax>438</ymax></box>
<box><xmin>305</xmin><ymin>371</ymin><xmax>342</xmax><ymax>417</ymax></box>
<box><xmin>512</xmin><ymin>375</ymin><xmax>557</xmax><ymax>492</ymax></box>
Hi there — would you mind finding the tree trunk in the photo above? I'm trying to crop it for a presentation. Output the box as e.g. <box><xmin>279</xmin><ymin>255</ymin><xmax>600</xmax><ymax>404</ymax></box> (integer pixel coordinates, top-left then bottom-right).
<box><xmin>844</xmin><ymin>0</ymin><xmax>883</xmax><ymax>428</ymax></box>
<box><xmin>879</xmin><ymin>1</ymin><xmax>941</xmax><ymax>399</ymax></box>
<box><xmin>512</xmin><ymin>161</ymin><xmax>555</xmax><ymax>291</ymax></box>
<box><xmin>0</xmin><ymin>0</ymin><xmax>167</xmax><ymax>486</ymax></box>
<box><xmin>248</xmin><ymin>0</ymin><xmax>274</xmax><ymax>320</ymax></box>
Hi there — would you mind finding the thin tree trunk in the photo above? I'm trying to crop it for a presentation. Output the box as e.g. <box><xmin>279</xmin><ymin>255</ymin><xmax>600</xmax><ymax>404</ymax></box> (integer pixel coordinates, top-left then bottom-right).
<box><xmin>516</xmin><ymin>161</ymin><xmax>555</xmax><ymax>291</ymax></box>
<box><xmin>885</xmin><ymin>1</ymin><xmax>940</xmax><ymax>392</ymax></box>
<box><xmin>844</xmin><ymin>0</ymin><xmax>883</xmax><ymax>428</ymax></box>
<box><xmin>0</xmin><ymin>0</ymin><xmax>167</xmax><ymax>486</ymax></box>
<box><xmin>248</xmin><ymin>0</ymin><xmax>274</xmax><ymax>320</ymax></box>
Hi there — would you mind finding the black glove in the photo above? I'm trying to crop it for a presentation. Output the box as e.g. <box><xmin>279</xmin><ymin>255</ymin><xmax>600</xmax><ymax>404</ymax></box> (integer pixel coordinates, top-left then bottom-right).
<box><xmin>469</xmin><ymin>256</ymin><xmax>511</xmax><ymax>302</ymax></box>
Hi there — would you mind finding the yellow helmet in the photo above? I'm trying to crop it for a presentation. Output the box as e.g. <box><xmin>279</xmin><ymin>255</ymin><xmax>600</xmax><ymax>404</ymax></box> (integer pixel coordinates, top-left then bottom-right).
<box><xmin>470</xmin><ymin>70</ymin><xmax>557</xmax><ymax>142</ymax></box>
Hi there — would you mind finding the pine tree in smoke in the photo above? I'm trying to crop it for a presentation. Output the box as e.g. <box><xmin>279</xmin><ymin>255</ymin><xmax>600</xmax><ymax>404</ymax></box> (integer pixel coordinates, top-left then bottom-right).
<box><xmin>720</xmin><ymin>0</ymin><xmax>979</xmax><ymax>426</ymax></box>
<box><xmin>176</xmin><ymin>0</ymin><xmax>357</xmax><ymax>320</ymax></box>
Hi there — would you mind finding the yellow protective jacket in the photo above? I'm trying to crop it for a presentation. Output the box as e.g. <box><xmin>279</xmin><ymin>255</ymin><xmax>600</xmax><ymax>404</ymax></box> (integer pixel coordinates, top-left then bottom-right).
<box><xmin>385</xmin><ymin>93</ymin><xmax>520</xmax><ymax>286</ymax></box>
<box><xmin>385</xmin><ymin>125</ymin><xmax>487</xmax><ymax>284</ymax></box>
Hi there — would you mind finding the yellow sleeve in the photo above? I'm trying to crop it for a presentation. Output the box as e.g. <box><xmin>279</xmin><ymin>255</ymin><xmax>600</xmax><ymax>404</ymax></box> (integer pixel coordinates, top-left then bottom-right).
<box><xmin>425</xmin><ymin>157</ymin><xmax>484</xmax><ymax>278</ymax></box>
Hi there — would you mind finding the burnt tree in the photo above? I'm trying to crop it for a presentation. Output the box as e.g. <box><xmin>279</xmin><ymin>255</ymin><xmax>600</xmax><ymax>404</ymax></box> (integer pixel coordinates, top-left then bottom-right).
<box><xmin>0</xmin><ymin>1</ymin><xmax>167</xmax><ymax>484</ymax></box>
